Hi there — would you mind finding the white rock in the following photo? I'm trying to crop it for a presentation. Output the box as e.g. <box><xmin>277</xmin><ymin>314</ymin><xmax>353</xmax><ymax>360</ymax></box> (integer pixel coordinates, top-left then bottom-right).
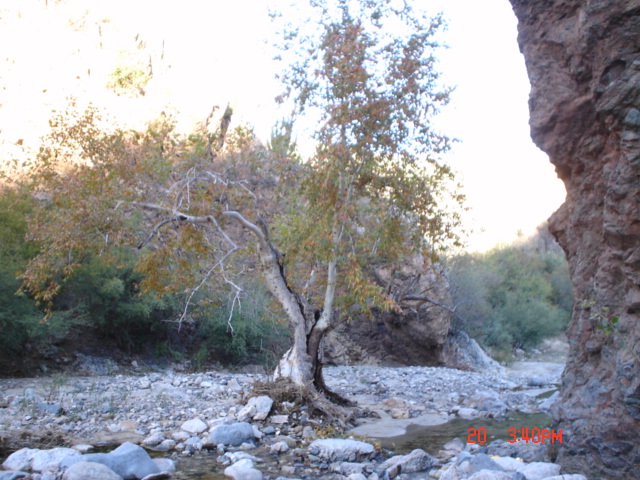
<box><xmin>270</xmin><ymin>415</ymin><xmax>288</xmax><ymax>425</ymax></box>
<box><xmin>2</xmin><ymin>447</ymin><xmax>79</xmax><ymax>472</ymax></box>
<box><xmin>62</xmin><ymin>461</ymin><xmax>123</xmax><ymax>480</ymax></box>
<box><xmin>142</xmin><ymin>433</ymin><xmax>165</xmax><ymax>447</ymax></box>
<box><xmin>517</xmin><ymin>462</ymin><xmax>561</xmax><ymax>480</ymax></box>
<box><xmin>181</xmin><ymin>418</ymin><xmax>208</xmax><ymax>434</ymax></box>
<box><xmin>171</xmin><ymin>431</ymin><xmax>191</xmax><ymax>442</ymax></box>
<box><xmin>224</xmin><ymin>458</ymin><xmax>262</xmax><ymax>480</ymax></box>
<box><xmin>72</xmin><ymin>444</ymin><xmax>95</xmax><ymax>454</ymax></box>
<box><xmin>32</xmin><ymin>447</ymin><xmax>80</xmax><ymax>472</ymax></box>
<box><xmin>309</xmin><ymin>439</ymin><xmax>375</xmax><ymax>462</ymax></box>
<box><xmin>236</xmin><ymin>396</ymin><xmax>273</xmax><ymax>421</ymax></box>
<box><xmin>457</xmin><ymin>407</ymin><xmax>479</xmax><ymax>419</ymax></box>
<box><xmin>2</xmin><ymin>448</ymin><xmax>39</xmax><ymax>471</ymax></box>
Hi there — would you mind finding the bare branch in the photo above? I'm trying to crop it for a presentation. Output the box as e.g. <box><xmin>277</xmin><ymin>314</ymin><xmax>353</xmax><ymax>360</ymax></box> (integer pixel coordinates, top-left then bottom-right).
<box><xmin>137</xmin><ymin>218</ymin><xmax>176</xmax><ymax>249</ymax></box>
<box><xmin>177</xmin><ymin>244</ymin><xmax>240</xmax><ymax>329</ymax></box>
<box><xmin>222</xmin><ymin>210</ymin><xmax>266</xmax><ymax>242</ymax></box>
<box><xmin>400</xmin><ymin>294</ymin><xmax>469</xmax><ymax>325</ymax></box>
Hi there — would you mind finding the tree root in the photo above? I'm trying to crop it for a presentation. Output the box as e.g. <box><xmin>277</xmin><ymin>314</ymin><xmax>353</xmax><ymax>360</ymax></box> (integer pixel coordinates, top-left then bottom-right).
<box><xmin>250</xmin><ymin>377</ymin><xmax>354</xmax><ymax>424</ymax></box>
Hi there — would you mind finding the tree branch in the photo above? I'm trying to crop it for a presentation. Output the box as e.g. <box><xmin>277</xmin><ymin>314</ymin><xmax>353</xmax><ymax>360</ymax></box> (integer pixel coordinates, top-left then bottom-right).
<box><xmin>222</xmin><ymin>210</ymin><xmax>266</xmax><ymax>242</ymax></box>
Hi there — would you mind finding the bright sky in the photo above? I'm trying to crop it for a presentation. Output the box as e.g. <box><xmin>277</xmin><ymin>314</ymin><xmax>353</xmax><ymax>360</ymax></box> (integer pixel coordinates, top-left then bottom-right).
<box><xmin>0</xmin><ymin>0</ymin><xmax>566</xmax><ymax>252</ymax></box>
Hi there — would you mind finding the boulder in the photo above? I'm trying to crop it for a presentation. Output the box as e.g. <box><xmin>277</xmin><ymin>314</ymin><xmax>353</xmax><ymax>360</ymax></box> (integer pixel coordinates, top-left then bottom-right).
<box><xmin>61</xmin><ymin>442</ymin><xmax>160</xmax><ymax>479</ymax></box>
<box><xmin>62</xmin><ymin>461</ymin><xmax>123</xmax><ymax>480</ymax></box>
<box><xmin>308</xmin><ymin>439</ymin><xmax>375</xmax><ymax>462</ymax></box>
<box><xmin>207</xmin><ymin>422</ymin><xmax>255</xmax><ymax>447</ymax></box>
<box><xmin>2</xmin><ymin>447</ymin><xmax>79</xmax><ymax>472</ymax></box>
<box><xmin>2</xmin><ymin>449</ymin><xmax>39</xmax><ymax>471</ymax></box>
<box><xmin>442</xmin><ymin>331</ymin><xmax>504</xmax><ymax>373</ymax></box>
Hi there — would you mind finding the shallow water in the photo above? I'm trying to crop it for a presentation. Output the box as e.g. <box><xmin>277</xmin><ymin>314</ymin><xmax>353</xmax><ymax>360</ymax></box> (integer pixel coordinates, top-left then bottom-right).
<box><xmin>375</xmin><ymin>411</ymin><xmax>553</xmax><ymax>454</ymax></box>
<box><xmin>171</xmin><ymin>412</ymin><xmax>552</xmax><ymax>479</ymax></box>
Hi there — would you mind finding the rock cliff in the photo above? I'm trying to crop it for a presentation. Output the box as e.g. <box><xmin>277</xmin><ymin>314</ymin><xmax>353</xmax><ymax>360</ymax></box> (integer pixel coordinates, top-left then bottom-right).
<box><xmin>509</xmin><ymin>0</ymin><xmax>640</xmax><ymax>478</ymax></box>
<box><xmin>324</xmin><ymin>256</ymin><xmax>453</xmax><ymax>367</ymax></box>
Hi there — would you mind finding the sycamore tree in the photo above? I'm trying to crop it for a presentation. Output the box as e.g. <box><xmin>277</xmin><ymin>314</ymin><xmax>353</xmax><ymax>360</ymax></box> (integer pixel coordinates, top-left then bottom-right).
<box><xmin>20</xmin><ymin>0</ymin><xmax>462</xmax><ymax>413</ymax></box>
<box><xmin>269</xmin><ymin>0</ymin><xmax>462</xmax><ymax>387</ymax></box>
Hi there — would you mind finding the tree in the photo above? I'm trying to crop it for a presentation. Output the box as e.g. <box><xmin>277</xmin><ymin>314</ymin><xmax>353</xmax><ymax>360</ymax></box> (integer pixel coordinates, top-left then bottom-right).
<box><xmin>21</xmin><ymin>0</ymin><xmax>462</xmax><ymax>414</ymax></box>
<box><xmin>269</xmin><ymin>0</ymin><xmax>462</xmax><ymax>384</ymax></box>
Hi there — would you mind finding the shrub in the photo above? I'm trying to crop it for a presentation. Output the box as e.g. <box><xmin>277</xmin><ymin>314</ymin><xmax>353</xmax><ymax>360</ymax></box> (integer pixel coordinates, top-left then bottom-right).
<box><xmin>55</xmin><ymin>255</ymin><xmax>179</xmax><ymax>352</ymax></box>
<box><xmin>447</xmin><ymin>225</ymin><xmax>572</xmax><ymax>352</ymax></box>
<box><xmin>193</xmin><ymin>282</ymin><xmax>290</xmax><ymax>369</ymax></box>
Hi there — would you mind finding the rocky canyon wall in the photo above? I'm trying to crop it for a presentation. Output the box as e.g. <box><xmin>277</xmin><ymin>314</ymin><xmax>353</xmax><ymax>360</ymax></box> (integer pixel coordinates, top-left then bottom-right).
<box><xmin>508</xmin><ymin>0</ymin><xmax>640</xmax><ymax>478</ymax></box>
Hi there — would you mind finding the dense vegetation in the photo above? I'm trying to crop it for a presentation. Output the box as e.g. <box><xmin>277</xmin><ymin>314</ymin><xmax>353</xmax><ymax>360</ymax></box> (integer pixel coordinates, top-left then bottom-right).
<box><xmin>0</xmin><ymin>181</ymin><xmax>289</xmax><ymax>372</ymax></box>
<box><xmin>446</xmin><ymin>227</ymin><xmax>572</xmax><ymax>356</ymax></box>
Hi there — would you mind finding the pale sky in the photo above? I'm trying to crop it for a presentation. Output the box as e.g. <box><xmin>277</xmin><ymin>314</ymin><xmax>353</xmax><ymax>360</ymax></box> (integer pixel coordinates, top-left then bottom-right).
<box><xmin>0</xmin><ymin>0</ymin><xmax>566</xmax><ymax>252</ymax></box>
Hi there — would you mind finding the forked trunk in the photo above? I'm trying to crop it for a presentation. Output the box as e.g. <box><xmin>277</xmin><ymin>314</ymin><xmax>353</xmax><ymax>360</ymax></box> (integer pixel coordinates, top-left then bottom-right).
<box><xmin>225</xmin><ymin>212</ymin><xmax>350</xmax><ymax>411</ymax></box>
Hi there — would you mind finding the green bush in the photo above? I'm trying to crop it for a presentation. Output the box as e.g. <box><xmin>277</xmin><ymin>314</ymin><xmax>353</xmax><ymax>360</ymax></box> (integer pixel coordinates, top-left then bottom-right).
<box><xmin>0</xmin><ymin>185</ymin><xmax>45</xmax><ymax>354</ymax></box>
<box><xmin>193</xmin><ymin>283</ymin><xmax>290</xmax><ymax>369</ymax></box>
<box><xmin>55</xmin><ymin>255</ymin><xmax>178</xmax><ymax>352</ymax></box>
<box><xmin>447</xmin><ymin>226</ymin><xmax>572</xmax><ymax>352</ymax></box>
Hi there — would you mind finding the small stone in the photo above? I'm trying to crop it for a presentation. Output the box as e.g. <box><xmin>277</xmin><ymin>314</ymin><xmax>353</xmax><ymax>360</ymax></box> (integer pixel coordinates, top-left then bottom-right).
<box><xmin>237</xmin><ymin>396</ymin><xmax>273</xmax><ymax>421</ymax></box>
<box><xmin>207</xmin><ymin>422</ymin><xmax>255</xmax><ymax>446</ymax></box>
<box><xmin>172</xmin><ymin>431</ymin><xmax>191</xmax><ymax>442</ymax></box>
<box><xmin>270</xmin><ymin>415</ymin><xmax>289</xmax><ymax>424</ymax></box>
<box><xmin>270</xmin><ymin>441</ymin><xmax>289</xmax><ymax>454</ymax></box>
<box><xmin>227</xmin><ymin>379</ymin><xmax>242</xmax><ymax>391</ymax></box>
<box><xmin>36</xmin><ymin>402</ymin><xmax>62</xmax><ymax>415</ymax></box>
<box><xmin>181</xmin><ymin>418</ymin><xmax>208</xmax><ymax>434</ymax></box>
<box><xmin>457</xmin><ymin>407</ymin><xmax>478</xmax><ymax>419</ymax></box>
<box><xmin>224</xmin><ymin>459</ymin><xmax>262</xmax><ymax>480</ymax></box>
<box><xmin>72</xmin><ymin>444</ymin><xmax>95</xmax><ymax>453</ymax></box>
<box><xmin>142</xmin><ymin>433</ymin><xmax>165</xmax><ymax>447</ymax></box>
<box><xmin>280</xmin><ymin>465</ymin><xmax>296</xmax><ymax>475</ymax></box>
